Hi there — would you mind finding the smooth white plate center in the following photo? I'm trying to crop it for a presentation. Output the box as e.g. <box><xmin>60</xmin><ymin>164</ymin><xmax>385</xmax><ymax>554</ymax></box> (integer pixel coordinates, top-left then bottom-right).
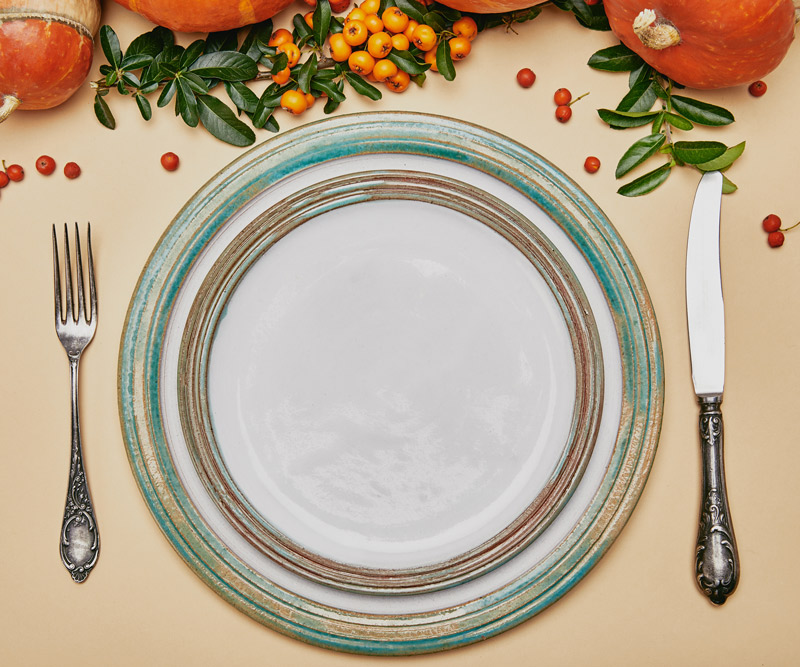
<box><xmin>208</xmin><ymin>199</ymin><xmax>576</xmax><ymax>569</ymax></box>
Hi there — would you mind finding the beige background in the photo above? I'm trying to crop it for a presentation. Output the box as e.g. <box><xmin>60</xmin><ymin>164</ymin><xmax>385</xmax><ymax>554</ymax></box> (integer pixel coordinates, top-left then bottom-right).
<box><xmin>2</xmin><ymin>3</ymin><xmax>799</xmax><ymax>665</ymax></box>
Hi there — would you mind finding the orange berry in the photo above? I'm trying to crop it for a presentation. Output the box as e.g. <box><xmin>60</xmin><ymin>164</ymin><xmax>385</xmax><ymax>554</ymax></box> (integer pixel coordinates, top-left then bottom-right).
<box><xmin>452</xmin><ymin>16</ymin><xmax>478</xmax><ymax>41</ymax></box>
<box><xmin>359</xmin><ymin>0</ymin><xmax>380</xmax><ymax>14</ymax></box>
<box><xmin>271</xmin><ymin>66</ymin><xmax>291</xmax><ymax>84</ymax></box>
<box><xmin>343</xmin><ymin>19</ymin><xmax>368</xmax><ymax>46</ymax></box>
<box><xmin>391</xmin><ymin>33</ymin><xmax>410</xmax><ymax>50</ymax></box>
<box><xmin>304</xmin><ymin>11</ymin><xmax>314</xmax><ymax>29</ymax></box>
<box><xmin>305</xmin><ymin>92</ymin><xmax>316</xmax><ymax>109</ymax></box>
<box><xmin>346</xmin><ymin>7</ymin><xmax>367</xmax><ymax>23</ymax></box>
<box><xmin>385</xmin><ymin>69</ymin><xmax>410</xmax><ymax>92</ymax></box>
<box><xmin>372</xmin><ymin>58</ymin><xmax>398</xmax><ymax>82</ymax></box>
<box><xmin>403</xmin><ymin>19</ymin><xmax>419</xmax><ymax>41</ymax></box>
<box><xmin>268</xmin><ymin>28</ymin><xmax>293</xmax><ymax>47</ymax></box>
<box><xmin>348</xmin><ymin>49</ymin><xmax>376</xmax><ymax>75</ymax></box>
<box><xmin>280</xmin><ymin>89</ymin><xmax>308</xmax><ymax>115</ymax></box>
<box><xmin>364</xmin><ymin>13</ymin><xmax>384</xmax><ymax>33</ymax></box>
<box><xmin>411</xmin><ymin>24</ymin><xmax>436</xmax><ymax>51</ymax></box>
<box><xmin>367</xmin><ymin>31</ymin><xmax>393</xmax><ymax>58</ymax></box>
<box><xmin>423</xmin><ymin>48</ymin><xmax>438</xmax><ymax>72</ymax></box>
<box><xmin>278</xmin><ymin>42</ymin><xmax>301</xmax><ymax>68</ymax></box>
<box><xmin>449</xmin><ymin>36</ymin><xmax>471</xmax><ymax>60</ymax></box>
<box><xmin>382</xmin><ymin>7</ymin><xmax>409</xmax><ymax>34</ymax></box>
<box><xmin>329</xmin><ymin>33</ymin><xmax>353</xmax><ymax>62</ymax></box>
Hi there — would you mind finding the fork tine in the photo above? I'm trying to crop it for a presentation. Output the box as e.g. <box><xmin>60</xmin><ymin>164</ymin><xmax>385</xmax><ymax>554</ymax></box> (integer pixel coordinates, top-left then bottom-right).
<box><xmin>87</xmin><ymin>223</ymin><xmax>96</xmax><ymax>324</ymax></box>
<box><xmin>63</xmin><ymin>223</ymin><xmax>74</xmax><ymax>323</ymax></box>
<box><xmin>52</xmin><ymin>225</ymin><xmax>62</xmax><ymax>324</ymax></box>
<box><xmin>74</xmin><ymin>223</ymin><xmax>86</xmax><ymax>322</ymax></box>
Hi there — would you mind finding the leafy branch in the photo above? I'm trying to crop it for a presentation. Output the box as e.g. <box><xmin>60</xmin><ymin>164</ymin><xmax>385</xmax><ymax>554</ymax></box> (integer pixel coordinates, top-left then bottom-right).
<box><xmin>589</xmin><ymin>43</ymin><xmax>744</xmax><ymax>196</ymax></box>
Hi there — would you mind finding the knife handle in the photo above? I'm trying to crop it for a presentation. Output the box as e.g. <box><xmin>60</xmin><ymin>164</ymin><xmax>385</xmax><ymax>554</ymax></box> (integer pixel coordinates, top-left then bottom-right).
<box><xmin>695</xmin><ymin>396</ymin><xmax>739</xmax><ymax>605</ymax></box>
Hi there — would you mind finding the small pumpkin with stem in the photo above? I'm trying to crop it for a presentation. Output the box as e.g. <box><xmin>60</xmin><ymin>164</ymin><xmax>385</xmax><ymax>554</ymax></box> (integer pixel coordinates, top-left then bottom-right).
<box><xmin>603</xmin><ymin>0</ymin><xmax>798</xmax><ymax>89</ymax></box>
<box><xmin>0</xmin><ymin>0</ymin><xmax>101</xmax><ymax>122</ymax></box>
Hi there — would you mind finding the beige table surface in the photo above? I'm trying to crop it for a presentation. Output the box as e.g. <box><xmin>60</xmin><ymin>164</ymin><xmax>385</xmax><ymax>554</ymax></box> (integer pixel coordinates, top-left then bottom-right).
<box><xmin>2</xmin><ymin>3</ymin><xmax>799</xmax><ymax>665</ymax></box>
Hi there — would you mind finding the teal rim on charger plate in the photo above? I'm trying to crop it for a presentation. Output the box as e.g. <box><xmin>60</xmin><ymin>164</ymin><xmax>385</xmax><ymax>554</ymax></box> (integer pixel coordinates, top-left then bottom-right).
<box><xmin>118</xmin><ymin>111</ymin><xmax>664</xmax><ymax>655</ymax></box>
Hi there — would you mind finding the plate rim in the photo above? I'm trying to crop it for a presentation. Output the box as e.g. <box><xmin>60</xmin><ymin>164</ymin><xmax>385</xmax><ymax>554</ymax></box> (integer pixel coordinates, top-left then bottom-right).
<box><xmin>118</xmin><ymin>111</ymin><xmax>664</xmax><ymax>655</ymax></box>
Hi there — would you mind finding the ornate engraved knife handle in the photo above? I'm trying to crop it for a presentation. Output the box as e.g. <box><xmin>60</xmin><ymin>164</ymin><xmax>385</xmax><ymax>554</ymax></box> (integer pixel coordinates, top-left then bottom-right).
<box><xmin>60</xmin><ymin>357</ymin><xmax>100</xmax><ymax>583</ymax></box>
<box><xmin>695</xmin><ymin>396</ymin><xmax>739</xmax><ymax>605</ymax></box>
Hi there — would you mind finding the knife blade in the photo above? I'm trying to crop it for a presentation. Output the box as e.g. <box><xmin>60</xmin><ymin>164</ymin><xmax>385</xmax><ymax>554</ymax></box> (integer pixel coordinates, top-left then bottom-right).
<box><xmin>686</xmin><ymin>170</ymin><xmax>739</xmax><ymax>605</ymax></box>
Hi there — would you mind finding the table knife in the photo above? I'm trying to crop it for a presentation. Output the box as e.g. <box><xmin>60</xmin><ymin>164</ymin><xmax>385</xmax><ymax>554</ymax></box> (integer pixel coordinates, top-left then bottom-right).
<box><xmin>686</xmin><ymin>170</ymin><xmax>739</xmax><ymax>605</ymax></box>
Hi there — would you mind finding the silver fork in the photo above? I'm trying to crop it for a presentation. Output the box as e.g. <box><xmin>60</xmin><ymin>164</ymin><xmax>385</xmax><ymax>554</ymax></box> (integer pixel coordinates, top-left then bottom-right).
<box><xmin>53</xmin><ymin>223</ymin><xmax>99</xmax><ymax>582</ymax></box>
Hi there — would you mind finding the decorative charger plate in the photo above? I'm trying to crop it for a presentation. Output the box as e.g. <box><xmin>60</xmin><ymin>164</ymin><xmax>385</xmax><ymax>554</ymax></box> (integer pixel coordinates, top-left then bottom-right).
<box><xmin>119</xmin><ymin>112</ymin><xmax>663</xmax><ymax>655</ymax></box>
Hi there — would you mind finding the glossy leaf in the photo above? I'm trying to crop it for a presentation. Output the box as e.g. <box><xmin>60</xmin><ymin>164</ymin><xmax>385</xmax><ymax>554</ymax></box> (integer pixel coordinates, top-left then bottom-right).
<box><xmin>240</xmin><ymin>21</ymin><xmax>272</xmax><ymax>59</ymax></box>
<box><xmin>135</xmin><ymin>93</ymin><xmax>152</xmax><ymax>121</ymax></box>
<box><xmin>100</xmin><ymin>25</ymin><xmax>122</xmax><ymax>68</ymax></box>
<box><xmin>197</xmin><ymin>94</ymin><xmax>255</xmax><ymax>146</ymax></box>
<box><xmin>176</xmin><ymin>78</ymin><xmax>199</xmax><ymax>127</ymax></box>
<box><xmin>616</xmin><ymin>80</ymin><xmax>658</xmax><ymax>113</ymax></box>
<box><xmin>664</xmin><ymin>112</ymin><xmax>693</xmax><ymax>131</ymax></box>
<box><xmin>672</xmin><ymin>141</ymin><xmax>727</xmax><ymax>165</ymax></box>
<box><xmin>671</xmin><ymin>95</ymin><xmax>734</xmax><ymax>126</ymax></box>
<box><xmin>121</xmin><ymin>53</ymin><xmax>154</xmax><ymax>72</ymax></box>
<box><xmin>157</xmin><ymin>79</ymin><xmax>177</xmax><ymax>107</ymax></box>
<box><xmin>628</xmin><ymin>62</ymin><xmax>653</xmax><ymax>88</ymax></box>
<box><xmin>270</xmin><ymin>52</ymin><xmax>289</xmax><ymax>74</ymax></box>
<box><xmin>587</xmin><ymin>43</ymin><xmax>643</xmax><ymax>72</ymax></box>
<box><xmin>312</xmin><ymin>77</ymin><xmax>347</xmax><ymax>103</ymax></box>
<box><xmin>293</xmin><ymin>13</ymin><xmax>314</xmax><ymax>46</ymax></box>
<box><xmin>618</xmin><ymin>163</ymin><xmax>672</xmax><ymax>197</ymax></box>
<box><xmin>125</xmin><ymin>30</ymin><xmax>164</xmax><ymax>59</ymax></box>
<box><xmin>388</xmin><ymin>49</ymin><xmax>430</xmax><ymax>76</ymax></box>
<box><xmin>313</xmin><ymin>0</ymin><xmax>331</xmax><ymax>47</ymax></box>
<box><xmin>205</xmin><ymin>30</ymin><xmax>239</xmax><ymax>54</ymax></box>
<box><xmin>435</xmin><ymin>40</ymin><xmax>455</xmax><ymax>81</ymax></box>
<box><xmin>615</xmin><ymin>133</ymin><xmax>666</xmax><ymax>178</ymax></box>
<box><xmin>598</xmin><ymin>108</ymin><xmax>660</xmax><ymax>128</ymax></box>
<box><xmin>183</xmin><ymin>72</ymin><xmax>210</xmax><ymax>95</ymax></box>
<box><xmin>189</xmin><ymin>51</ymin><xmax>258</xmax><ymax>81</ymax></box>
<box><xmin>121</xmin><ymin>71</ymin><xmax>142</xmax><ymax>89</ymax></box>
<box><xmin>180</xmin><ymin>40</ymin><xmax>206</xmax><ymax>68</ymax></box>
<box><xmin>422</xmin><ymin>11</ymin><xmax>447</xmax><ymax>32</ymax></box>
<box><xmin>345</xmin><ymin>72</ymin><xmax>382</xmax><ymax>100</ymax></box>
<box><xmin>721</xmin><ymin>175</ymin><xmax>738</xmax><ymax>194</ymax></box>
<box><xmin>396</xmin><ymin>0</ymin><xmax>426</xmax><ymax>22</ymax></box>
<box><xmin>696</xmin><ymin>141</ymin><xmax>746</xmax><ymax>172</ymax></box>
<box><xmin>297</xmin><ymin>54</ymin><xmax>318</xmax><ymax>94</ymax></box>
<box><xmin>323</xmin><ymin>80</ymin><xmax>345</xmax><ymax>113</ymax></box>
<box><xmin>93</xmin><ymin>94</ymin><xmax>116</xmax><ymax>129</ymax></box>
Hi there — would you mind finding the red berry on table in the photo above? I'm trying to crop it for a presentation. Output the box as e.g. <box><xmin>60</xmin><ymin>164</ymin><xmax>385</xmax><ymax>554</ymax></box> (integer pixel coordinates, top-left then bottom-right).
<box><xmin>160</xmin><ymin>151</ymin><xmax>180</xmax><ymax>171</ymax></box>
<box><xmin>555</xmin><ymin>105</ymin><xmax>572</xmax><ymax>123</ymax></box>
<box><xmin>7</xmin><ymin>163</ymin><xmax>24</xmax><ymax>181</ymax></box>
<box><xmin>748</xmin><ymin>80</ymin><xmax>767</xmax><ymax>97</ymax></box>
<box><xmin>64</xmin><ymin>162</ymin><xmax>81</xmax><ymax>179</ymax></box>
<box><xmin>36</xmin><ymin>155</ymin><xmax>56</xmax><ymax>175</ymax></box>
<box><xmin>767</xmin><ymin>231</ymin><xmax>785</xmax><ymax>248</ymax></box>
<box><xmin>554</xmin><ymin>88</ymin><xmax>572</xmax><ymax>105</ymax></box>
<box><xmin>0</xmin><ymin>170</ymin><xmax>8</xmax><ymax>188</ymax></box>
<box><xmin>762</xmin><ymin>214</ymin><xmax>781</xmax><ymax>233</ymax></box>
<box><xmin>584</xmin><ymin>156</ymin><xmax>600</xmax><ymax>173</ymax></box>
<box><xmin>516</xmin><ymin>68</ymin><xmax>536</xmax><ymax>88</ymax></box>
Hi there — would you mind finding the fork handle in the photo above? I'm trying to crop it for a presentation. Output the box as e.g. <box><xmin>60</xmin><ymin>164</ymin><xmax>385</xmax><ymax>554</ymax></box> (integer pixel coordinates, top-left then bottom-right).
<box><xmin>60</xmin><ymin>356</ymin><xmax>99</xmax><ymax>582</ymax></box>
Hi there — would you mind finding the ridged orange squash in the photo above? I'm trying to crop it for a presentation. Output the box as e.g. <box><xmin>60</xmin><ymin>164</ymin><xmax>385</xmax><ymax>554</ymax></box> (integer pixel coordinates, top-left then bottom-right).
<box><xmin>113</xmin><ymin>0</ymin><xmax>296</xmax><ymax>33</ymax></box>
<box><xmin>603</xmin><ymin>0</ymin><xmax>797</xmax><ymax>89</ymax></box>
<box><xmin>0</xmin><ymin>0</ymin><xmax>101</xmax><ymax>121</ymax></box>
<box><xmin>435</xmin><ymin>0</ymin><xmax>548</xmax><ymax>15</ymax></box>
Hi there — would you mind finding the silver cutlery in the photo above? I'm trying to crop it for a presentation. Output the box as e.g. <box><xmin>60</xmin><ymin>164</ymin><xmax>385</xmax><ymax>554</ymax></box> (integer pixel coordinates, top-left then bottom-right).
<box><xmin>685</xmin><ymin>171</ymin><xmax>739</xmax><ymax>605</ymax></box>
<box><xmin>52</xmin><ymin>223</ymin><xmax>100</xmax><ymax>582</ymax></box>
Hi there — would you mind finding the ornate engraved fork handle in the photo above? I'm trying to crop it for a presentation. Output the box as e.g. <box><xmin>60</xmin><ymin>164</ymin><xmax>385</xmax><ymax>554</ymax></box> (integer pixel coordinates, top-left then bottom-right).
<box><xmin>695</xmin><ymin>397</ymin><xmax>738</xmax><ymax>605</ymax></box>
<box><xmin>60</xmin><ymin>356</ymin><xmax>99</xmax><ymax>582</ymax></box>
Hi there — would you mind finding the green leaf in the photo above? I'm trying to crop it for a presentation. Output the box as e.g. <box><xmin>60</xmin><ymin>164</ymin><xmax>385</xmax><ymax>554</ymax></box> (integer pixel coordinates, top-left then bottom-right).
<box><xmin>664</xmin><ymin>112</ymin><xmax>693</xmax><ymax>131</ymax></box>
<box><xmin>159</xmin><ymin>62</ymin><xmax>180</xmax><ymax>78</ymax></box>
<box><xmin>240</xmin><ymin>21</ymin><xmax>272</xmax><ymax>59</ymax></box>
<box><xmin>344</xmin><ymin>72</ymin><xmax>383</xmax><ymax>100</ymax></box>
<box><xmin>388</xmin><ymin>49</ymin><xmax>430</xmax><ymax>77</ymax></box>
<box><xmin>435</xmin><ymin>39</ymin><xmax>455</xmax><ymax>81</ymax></box>
<box><xmin>121</xmin><ymin>71</ymin><xmax>142</xmax><ymax>88</ymax></box>
<box><xmin>422</xmin><ymin>11</ymin><xmax>447</xmax><ymax>33</ymax></box>
<box><xmin>125</xmin><ymin>30</ymin><xmax>164</xmax><ymax>59</ymax></box>
<box><xmin>176</xmin><ymin>77</ymin><xmax>199</xmax><ymax>127</ymax></box>
<box><xmin>225</xmin><ymin>80</ymin><xmax>259</xmax><ymax>113</ymax></box>
<box><xmin>139</xmin><ymin>82</ymin><xmax>159</xmax><ymax>95</ymax></box>
<box><xmin>672</xmin><ymin>141</ymin><xmax>727</xmax><ymax>165</ymax></box>
<box><xmin>615</xmin><ymin>133</ymin><xmax>667</xmax><ymax>178</ymax></box>
<box><xmin>189</xmin><ymin>51</ymin><xmax>259</xmax><ymax>81</ymax></box>
<box><xmin>618</xmin><ymin>163</ymin><xmax>673</xmax><ymax>197</ymax></box>
<box><xmin>270</xmin><ymin>52</ymin><xmax>289</xmax><ymax>74</ymax></box>
<box><xmin>616</xmin><ymin>80</ymin><xmax>657</xmax><ymax>113</ymax></box>
<box><xmin>183</xmin><ymin>71</ymin><xmax>210</xmax><ymax>95</ymax></box>
<box><xmin>587</xmin><ymin>43</ymin><xmax>643</xmax><ymax>72</ymax></box>
<box><xmin>312</xmin><ymin>77</ymin><xmax>346</xmax><ymax>103</ymax></box>
<box><xmin>292</xmin><ymin>12</ymin><xmax>314</xmax><ymax>45</ymax></box>
<box><xmin>93</xmin><ymin>94</ymin><xmax>116</xmax><ymax>129</ymax></box>
<box><xmin>628</xmin><ymin>62</ymin><xmax>653</xmax><ymax>89</ymax></box>
<box><xmin>313</xmin><ymin>0</ymin><xmax>331</xmax><ymax>48</ymax></box>
<box><xmin>180</xmin><ymin>40</ymin><xmax>206</xmax><ymax>69</ymax></box>
<box><xmin>121</xmin><ymin>53</ymin><xmax>154</xmax><ymax>72</ymax></box>
<box><xmin>598</xmin><ymin>108</ymin><xmax>660</xmax><ymax>128</ymax></box>
<box><xmin>257</xmin><ymin>82</ymin><xmax>295</xmax><ymax>109</ymax></box>
<box><xmin>135</xmin><ymin>93</ymin><xmax>152</xmax><ymax>121</ymax></box>
<box><xmin>322</xmin><ymin>80</ymin><xmax>345</xmax><ymax>113</ymax></box>
<box><xmin>297</xmin><ymin>54</ymin><xmax>318</xmax><ymax>94</ymax></box>
<box><xmin>157</xmin><ymin>79</ymin><xmax>177</xmax><ymax>107</ymax></box>
<box><xmin>263</xmin><ymin>113</ymin><xmax>280</xmax><ymax>133</ymax></box>
<box><xmin>670</xmin><ymin>95</ymin><xmax>734</xmax><ymax>126</ymax></box>
<box><xmin>196</xmin><ymin>94</ymin><xmax>256</xmax><ymax>146</ymax></box>
<box><xmin>104</xmin><ymin>70</ymin><xmax>119</xmax><ymax>87</ymax></box>
<box><xmin>696</xmin><ymin>141</ymin><xmax>746</xmax><ymax>172</ymax></box>
<box><xmin>567</xmin><ymin>0</ymin><xmax>611</xmax><ymax>31</ymax></box>
<box><xmin>721</xmin><ymin>175</ymin><xmax>738</xmax><ymax>194</ymax></box>
<box><xmin>396</xmin><ymin>0</ymin><xmax>427</xmax><ymax>22</ymax></box>
<box><xmin>100</xmin><ymin>25</ymin><xmax>122</xmax><ymax>68</ymax></box>
<box><xmin>152</xmin><ymin>26</ymin><xmax>174</xmax><ymax>48</ymax></box>
<box><xmin>205</xmin><ymin>30</ymin><xmax>239</xmax><ymax>54</ymax></box>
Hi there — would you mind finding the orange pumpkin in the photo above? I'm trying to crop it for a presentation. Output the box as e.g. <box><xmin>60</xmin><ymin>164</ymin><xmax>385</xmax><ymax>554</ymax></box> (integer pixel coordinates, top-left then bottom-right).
<box><xmin>113</xmin><ymin>0</ymin><xmax>296</xmax><ymax>33</ymax></box>
<box><xmin>603</xmin><ymin>0</ymin><xmax>797</xmax><ymax>89</ymax></box>
<box><xmin>434</xmin><ymin>0</ymin><xmax>548</xmax><ymax>14</ymax></box>
<box><xmin>0</xmin><ymin>0</ymin><xmax>100</xmax><ymax>122</ymax></box>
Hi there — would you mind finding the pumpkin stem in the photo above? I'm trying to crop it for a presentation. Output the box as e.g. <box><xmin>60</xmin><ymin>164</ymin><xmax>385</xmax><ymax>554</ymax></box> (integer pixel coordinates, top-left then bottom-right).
<box><xmin>633</xmin><ymin>9</ymin><xmax>681</xmax><ymax>50</ymax></box>
<box><xmin>0</xmin><ymin>94</ymin><xmax>21</xmax><ymax>123</ymax></box>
